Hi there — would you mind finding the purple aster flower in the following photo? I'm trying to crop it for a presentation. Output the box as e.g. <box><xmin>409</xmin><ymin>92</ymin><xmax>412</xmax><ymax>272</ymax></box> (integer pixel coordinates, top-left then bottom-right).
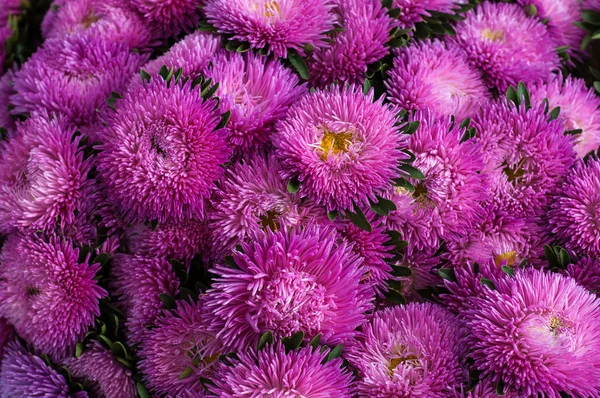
<box><xmin>10</xmin><ymin>32</ymin><xmax>147</xmax><ymax>127</ymax></box>
<box><xmin>140</xmin><ymin>31</ymin><xmax>221</xmax><ymax>81</ymax></box>
<box><xmin>62</xmin><ymin>341</ymin><xmax>136</xmax><ymax>398</ymax></box>
<box><xmin>0</xmin><ymin>112</ymin><xmax>94</xmax><ymax>238</ymax></box>
<box><xmin>517</xmin><ymin>0</ymin><xmax>585</xmax><ymax>60</ymax></box>
<box><xmin>385</xmin><ymin>40</ymin><xmax>489</xmax><ymax>121</ymax></box>
<box><xmin>530</xmin><ymin>73</ymin><xmax>600</xmax><ymax>157</ymax></box>
<box><xmin>348</xmin><ymin>303</ymin><xmax>466</xmax><ymax>397</ymax></box>
<box><xmin>0</xmin><ymin>341</ymin><xmax>73</xmax><ymax>397</ymax></box>
<box><xmin>273</xmin><ymin>85</ymin><xmax>407</xmax><ymax>212</ymax></box>
<box><xmin>126</xmin><ymin>218</ymin><xmax>210</xmax><ymax>262</ymax></box>
<box><xmin>209</xmin><ymin>343</ymin><xmax>354</xmax><ymax>397</ymax></box>
<box><xmin>462</xmin><ymin>268</ymin><xmax>600</xmax><ymax>397</ymax></box>
<box><xmin>129</xmin><ymin>0</ymin><xmax>202</xmax><ymax>36</ymax></box>
<box><xmin>392</xmin><ymin>0</ymin><xmax>466</xmax><ymax>29</ymax></box>
<box><xmin>0</xmin><ymin>318</ymin><xmax>13</xmax><ymax>360</ymax></box>
<box><xmin>385</xmin><ymin>112</ymin><xmax>488</xmax><ymax>252</ymax></box>
<box><xmin>110</xmin><ymin>254</ymin><xmax>179</xmax><ymax>346</ymax></box>
<box><xmin>472</xmin><ymin>99</ymin><xmax>576</xmax><ymax>217</ymax></box>
<box><xmin>583</xmin><ymin>0</ymin><xmax>600</xmax><ymax>11</ymax></box>
<box><xmin>207</xmin><ymin>225</ymin><xmax>372</xmax><ymax>351</ymax></box>
<box><xmin>0</xmin><ymin>70</ymin><xmax>16</xmax><ymax>135</ymax></box>
<box><xmin>393</xmin><ymin>249</ymin><xmax>441</xmax><ymax>302</ymax></box>
<box><xmin>565</xmin><ymin>257</ymin><xmax>600</xmax><ymax>294</ymax></box>
<box><xmin>0</xmin><ymin>25</ymin><xmax>11</xmax><ymax>76</ymax></box>
<box><xmin>209</xmin><ymin>154</ymin><xmax>327</xmax><ymax>260</ymax></box>
<box><xmin>450</xmin><ymin>2</ymin><xmax>559</xmax><ymax>91</ymax></box>
<box><xmin>97</xmin><ymin>76</ymin><xmax>231</xmax><ymax>224</ymax></box>
<box><xmin>0</xmin><ymin>234</ymin><xmax>106</xmax><ymax>360</ymax></box>
<box><xmin>548</xmin><ymin>158</ymin><xmax>600</xmax><ymax>257</ymax></box>
<box><xmin>0</xmin><ymin>0</ymin><xmax>20</xmax><ymax>22</ymax></box>
<box><xmin>205</xmin><ymin>51</ymin><xmax>306</xmax><ymax>152</ymax></box>
<box><xmin>308</xmin><ymin>0</ymin><xmax>396</xmax><ymax>88</ymax></box>
<box><xmin>138</xmin><ymin>299</ymin><xmax>220</xmax><ymax>397</ymax></box>
<box><xmin>204</xmin><ymin>0</ymin><xmax>336</xmax><ymax>58</ymax></box>
<box><xmin>42</xmin><ymin>0</ymin><xmax>154</xmax><ymax>49</ymax></box>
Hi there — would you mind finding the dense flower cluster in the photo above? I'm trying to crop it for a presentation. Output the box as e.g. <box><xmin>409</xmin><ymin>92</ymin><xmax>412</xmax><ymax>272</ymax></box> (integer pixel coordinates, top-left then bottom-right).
<box><xmin>0</xmin><ymin>0</ymin><xmax>599</xmax><ymax>396</ymax></box>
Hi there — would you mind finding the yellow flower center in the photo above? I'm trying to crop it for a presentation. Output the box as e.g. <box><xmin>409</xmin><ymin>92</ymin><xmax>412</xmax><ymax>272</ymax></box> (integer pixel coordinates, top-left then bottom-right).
<box><xmin>388</xmin><ymin>355</ymin><xmax>420</xmax><ymax>374</ymax></box>
<box><xmin>548</xmin><ymin>316</ymin><xmax>563</xmax><ymax>334</ymax></box>
<box><xmin>264</xmin><ymin>1</ymin><xmax>280</xmax><ymax>18</ymax></box>
<box><xmin>494</xmin><ymin>251</ymin><xmax>517</xmax><ymax>267</ymax></box>
<box><xmin>502</xmin><ymin>159</ymin><xmax>526</xmax><ymax>184</ymax></box>
<box><xmin>482</xmin><ymin>28</ymin><xmax>504</xmax><ymax>41</ymax></box>
<box><xmin>82</xmin><ymin>12</ymin><xmax>100</xmax><ymax>29</ymax></box>
<box><xmin>319</xmin><ymin>130</ymin><xmax>353</xmax><ymax>160</ymax></box>
<box><xmin>412</xmin><ymin>182</ymin><xmax>428</xmax><ymax>203</ymax></box>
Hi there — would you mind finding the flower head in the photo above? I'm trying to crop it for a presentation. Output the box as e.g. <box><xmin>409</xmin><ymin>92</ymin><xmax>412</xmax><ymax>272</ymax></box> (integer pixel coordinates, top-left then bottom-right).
<box><xmin>62</xmin><ymin>341</ymin><xmax>137</xmax><ymax>398</ymax></box>
<box><xmin>392</xmin><ymin>249</ymin><xmax>441</xmax><ymax>302</ymax></box>
<box><xmin>462</xmin><ymin>268</ymin><xmax>600</xmax><ymax>397</ymax></box>
<box><xmin>385</xmin><ymin>40</ymin><xmax>489</xmax><ymax>121</ymax></box>
<box><xmin>530</xmin><ymin>73</ymin><xmax>600</xmax><ymax>157</ymax></box>
<box><xmin>0</xmin><ymin>71</ymin><xmax>16</xmax><ymax>134</ymax></box>
<box><xmin>0</xmin><ymin>318</ymin><xmax>13</xmax><ymax>360</ymax></box>
<box><xmin>10</xmin><ymin>32</ymin><xmax>147</xmax><ymax>127</ymax></box>
<box><xmin>348</xmin><ymin>303</ymin><xmax>466</xmax><ymax>397</ymax></box>
<box><xmin>450</xmin><ymin>2</ymin><xmax>559</xmax><ymax>91</ymax></box>
<box><xmin>109</xmin><ymin>254</ymin><xmax>179</xmax><ymax>346</ymax></box>
<box><xmin>0</xmin><ymin>234</ymin><xmax>106</xmax><ymax>360</ymax></box>
<box><xmin>548</xmin><ymin>158</ymin><xmax>600</xmax><ymax>257</ymax></box>
<box><xmin>138</xmin><ymin>299</ymin><xmax>220</xmax><ymax>397</ymax></box>
<box><xmin>204</xmin><ymin>0</ymin><xmax>336</xmax><ymax>58</ymax></box>
<box><xmin>128</xmin><ymin>0</ymin><xmax>202</xmax><ymax>36</ymax></box>
<box><xmin>209</xmin><ymin>343</ymin><xmax>354</xmax><ymax>397</ymax></box>
<box><xmin>97</xmin><ymin>76</ymin><xmax>231</xmax><ymax>224</ymax></box>
<box><xmin>565</xmin><ymin>257</ymin><xmax>600</xmax><ymax>294</ymax></box>
<box><xmin>309</xmin><ymin>0</ymin><xmax>395</xmax><ymax>87</ymax></box>
<box><xmin>209</xmin><ymin>154</ymin><xmax>327</xmax><ymax>260</ymax></box>
<box><xmin>392</xmin><ymin>0</ymin><xmax>466</xmax><ymax>29</ymax></box>
<box><xmin>207</xmin><ymin>224</ymin><xmax>372</xmax><ymax>351</ymax></box>
<box><xmin>273</xmin><ymin>85</ymin><xmax>407</xmax><ymax>212</ymax></box>
<box><xmin>0</xmin><ymin>112</ymin><xmax>94</xmax><ymax>238</ymax></box>
<box><xmin>205</xmin><ymin>51</ymin><xmax>305</xmax><ymax>152</ymax></box>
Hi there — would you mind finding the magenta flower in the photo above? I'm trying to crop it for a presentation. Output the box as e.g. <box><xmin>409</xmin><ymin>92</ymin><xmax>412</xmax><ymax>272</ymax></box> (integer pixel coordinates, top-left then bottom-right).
<box><xmin>10</xmin><ymin>32</ymin><xmax>147</xmax><ymax>127</ymax></box>
<box><xmin>392</xmin><ymin>0</ymin><xmax>466</xmax><ymax>29</ymax></box>
<box><xmin>97</xmin><ymin>76</ymin><xmax>231</xmax><ymax>224</ymax></box>
<box><xmin>109</xmin><ymin>254</ymin><xmax>179</xmax><ymax>346</ymax></box>
<box><xmin>385</xmin><ymin>40</ymin><xmax>489</xmax><ymax>121</ymax></box>
<box><xmin>204</xmin><ymin>0</ymin><xmax>336</xmax><ymax>58</ymax></box>
<box><xmin>207</xmin><ymin>225</ymin><xmax>372</xmax><ymax>351</ymax></box>
<box><xmin>565</xmin><ymin>257</ymin><xmax>600</xmax><ymax>294</ymax></box>
<box><xmin>0</xmin><ymin>71</ymin><xmax>15</xmax><ymax>134</ymax></box>
<box><xmin>530</xmin><ymin>73</ymin><xmax>600</xmax><ymax>157</ymax></box>
<box><xmin>548</xmin><ymin>158</ymin><xmax>600</xmax><ymax>257</ymax></box>
<box><xmin>393</xmin><ymin>249</ymin><xmax>441</xmax><ymax>302</ymax></box>
<box><xmin>309</xmin><ymin>0</ymin><xmax>396</xmax><ymax>87</ymax></box>
<box><xmin>62</xmin><ymin>341</ymin><xmax>137</xmax><ymax>398</ymax></box>
<box><xmin>273</xmin><ymin>85</ymin><xmax>407</xmax><ymax>212</ymax></box>
<box><xmin>205</xmin><ymin>51</ymin><xmax>305</xmax><ymax>152</ymax></box>
<box><xmin>209</xmin><ymin>343</ymin><xmax>354</xmax><ymax>397</ymax></box>
<box><xmin>138</xmin><ymin>299</ymin><xmax>221</xmax><ymax>397</ymax></box>
<box><xmin>348</xmin><ymin>303</ymin><xmax>466</xmax><ymax>397</ymax></box>
<box><xmin>209</xmin><ymin>153</ymin><xmax>327</xmax><ymax>260</ymax></box>
<box><xmin>0</xmin><ymin>234</ymin><xmax>106</xmax><ymax>360</ymax></box>
<box><xmin>0</xmin><ymin>112</ymin><xmax>94</xmax><ymax>238</ymax></box>
<box><xmin>0</xmin><ymin>318</ymin><xmax>13</xmax><ymax>360</ymax></box>
<box><xmin>462</xmin><ymin>268</ymin><xmax>600</xmax><ymax>397</ymax></box>
<box><xmin>128</xmin><ymin>0</ymin><xmax>202</xmax><ymax>36</ymax></box>
<box><xmin>450</xmin><ymin>2</ymin><xmax>559</xmax><ymax>91</ymax></box>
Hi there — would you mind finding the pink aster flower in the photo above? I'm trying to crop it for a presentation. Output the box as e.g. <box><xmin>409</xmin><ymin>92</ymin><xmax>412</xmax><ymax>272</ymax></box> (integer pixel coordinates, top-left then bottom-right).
<box><xmin>0</xmin><ymin>112</ymin><xmax>94</xmax><ymax>238</ymax></box>
<box><xmin>565</xmin><ymin>257</ymin><xmax>600</xmax><ymax>294</ymax></box>
<box><xmin>348</xmin><ymin>303</ymin><xmax>466</xmax><ymax>397</ymax></box>
<box><xmin>308</xmin><ymin>0</ymin><xmax>396</xmax><ymax>87</ymax></box>
<box><xmin>0</xmin><ymin>341</ymin><xmax>73</xmax><ymax>397</ymax></box>
<box><xmin>392</xmin><ymin>0</ymin><xmax>466</xmax><ymax>29</ymax></box>
<box><xmin>207</xmin><ymin>225</ymin><xmax>372</xmax><ymax>351</ymax></box>
<box><xmin>273</xmin><ymin>85</ymin><xmax>407</xmax><ymax>212</ymax></box>
<box><xmin>138</xmin><ymin>299</ymin><xmax>220</xmax><ymax>397</ymax></box>
<box><xmin>385</xmin><ymin>40</ymin><xmax>489</xmax><ymax>121</ymax></box>
<box><xmin>205</xmin><ymin>51</ymin><xmax>306</xmax><ymax>152</ymax></box>
<box><xmin>62</xmin><ymin>341</ymin><xmax>137</xmax><ymax>398</ymax></box>
<box><xmin>0</xmin><ymin>234</ymin><xmax>106</xmax><ymax>360</ymax></box>
<box><xmin>517</xmin><ymin>0</ymin><xmax>585</xmax><ymax>60</ymax></box>
<box><xmin>42</xmin><ymin>0</ymin><xmax>154</xmax><ymax>49</ymax></box>
<box><xmin>129</xmin><ymin>0</ymin><xmax>202</xmax><ymax>36</ymax></box>
<box><xmin>0</xmin><ymin>71</ymin><xmax>16</xmax><ymax>135</ymax></box>
<box><xmin>97</xmin><ymin>76</ymin><xmax>231</xmax><ymax>224</ymax></box>
<box><xmin>209</xmin><ymin>343</ymin><xmax>354</xmax><ymax>397</ymax></box>
<box><xmin>10</xmin><ymin>32</ymin><xmax>147</xmax><ymax>127</ymax></box>
<box><xmin>204</xmin><ymin>0</ymin><xmax>336</xmax><ymax>58</ymax></box>
<box><xmin>472</xmin><ymin>99</ymin><xmax>576</xmax><ymax>217</ymax></box>
<box><xmin>530</xmin><ymin>73</ymin><xmax>600</xmax><ymax>157</ymax></box>
<box><xmin>209</xmin><ymin>154</ymin><xmax>327</xmax><ymax>260</ymax></box>
<box><xmin>548</xmin><ymin>158</ymin><xmax>600</xmax><ymax>257</ymax></box>
<box><xmin>450</xmin><ymin>2</ymin><xmax>559</xmax><ymax>91</ymax></box>
<box><xmin>385</xmin><ymin>112</ymin><xmax>488</xmax><ymax>252</ymax></box>
<box><xmin>393</xmin><ymin>249</ymin><xmax>441</xmax><ymax>302</ymax></box>
<box><xmin>110</xmin><ymin>254</ymin><xmax>179</xmax><ymax>346</ymax></box>
<box><xmin>462</xmin><ymin>268</ymin><xmax>600</xmax><ymax>397</ymax></box>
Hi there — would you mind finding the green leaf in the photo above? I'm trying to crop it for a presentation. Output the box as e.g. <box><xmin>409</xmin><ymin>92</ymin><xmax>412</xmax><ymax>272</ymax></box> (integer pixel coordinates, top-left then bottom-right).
<box><xmin>388</xmin><ymin>7</ymin><xmax>401</xmax><ymax>18</ymax></box>
<box><xmin>517</xmin><ymin>82</ymin><xmax>531</xmax><ymax>109</ymax></box>
<box><xmin>524</xmin><ymin>4</ymin><xmax>537</xmax><ymax>17</ymax></box>
<box><xmin>97</xmin><ymin>334</ymin><xmax>114</xmax><ymax>350</ymax></box>
<box><xmin>236</xmin><ymin>42</ymin><xmax>251</xmax><ymax>52</ymax></box>
<box><xmin>111</xmin><ymin>341</ymin><xmax>127</xmax><ymax>358</ymax></box>
<box><xmin>362</xmin><ymin>78</ymin><xmax>371</xmax><ymax>95</ymax></box>
<box><xmin>594</xmin><ymin>81</ymin><xmax>600</xmax><ymax>94</ymax></box>
<box><xmin>401</xmin><ymin>121</ymin><xmax>420</xmax><ymax>135</ymax></box>
<box><xmin>327</xmin><ymin>211</ymin><xmax>338</xmax><ymax>221</ymax></box>
<box><xmin>393</xmin><ymin>177</ymin><xmax>415</xmax><ymax>192</ymax></box>
<box><xmin>140</xmin><ymin>69</ymin><xmax>151</xmax><ymax>83</ymax></box>
<box><xmin>582</xmin><ymin>10</ymin><xmax>600</xmax><ymax>25</ymax></box>
<box><xmin>558</xmin><ymin>248</ymin><xmax>571</xmax><ymax>267</ymax></box>
<box><xmin>303</xmin><ymin>43</ymin><xmax>314</xmax><ymax>52</ymax></box>
<box><xmin>382</xmin><ymin>0</ymin><xmax>393</xmax><ymax>8</ymax></box>
<box><xmin>282</xmin><ymin>331</ymin><xmax>304</xmax><ymax>351</ymax></box>
<box><xmin>496</xmin><ymin>379</ymin><xmax>507</xmax><ymax>396</ymax></box>
<box><xmin>501</xmin><ymin>266</ymin><xmax>514</xmax><ymax>276</ymax></box>
<box><xmin>388</xmin><ymin>38</ymin><xmax>406</xmax><ymax>47</ymax></box>
<box><xmin>158</xmin><ymin>65</ymin><xmax>170</xmax><ymax>81</ymax></box>
<box><xmin>287</xmin><ymin>177</ymin><xmax>301</xmax><ymax>193</ymax></box>
<box><xmin>288</xmin><ymin>52</ymin><xmax>309</xmax><ymax>80</ymax></box>
<box><xmin>136</xmin><ymin>382</ymin><xmax>149</xmax><ymax>398</ymax></box>
<box><xmin>506</xmin><ymin>86</ymin><xmax>519</xmax><ymax>106</ymax></box>
<box><xmin>258</xmin><ymin>331</ymin><xmax>274</xmax><ymax>350</ymax></box>
<box><xmin>392</xmin><ymin>266</ymin><xmax>413</xmax><ymax>277</ymax></box>
<box><xmin>309</xmin><ymin>334</ymin><xmax>322</xmax><ymax>350</ymax></box>
<box><xmin>480</xmin><ymin>278</ymin><xmax>496</xmax><ymax>290</ymax></box>
<box><xmin>438</xmin><ymin>268</ymin><xmax>456</xmax><ymax>282</ymax></box>
<box><xmin>460</xmin><ymin>127</ymin><xmax>476</xmax><ymax>143</ymax></box>
<box><xmin>159</xmin><ymin>293</ymin><xmax>176</xmax><ymax>310</ymax></box>
<box><xmin>201</xmin><ymin>82</ymin><xmax>219</xmax><ymax>99</ymax></box>
<box><xmin>92</xmin><ymin>252</ymin><xmax>110</xmax><ymax>266</ymax></box>
<box><xmin>225</xmin><ymin>40</ymin><xmax>240</xmax><ymax>51</ymax></box>
<box><xmin>325</xmin><ymin>344</ymin><xmax>344</xmax><ymax>362</ymax></box>
<box><xmin>216</xmin><ymin>110</ymin><xmax>231</xmax><ymax>130</ymax></box>
<box><xmin>399</xmin><ymin>164</ymin><xmax>425</xmax><ymax>180</ymax></box>
<box><xmin>173</xmin><ymin>67</ymin><xmax>183</xmax><ymax>84</ymax></box>
<box><xmin>544</xmin><ymin>245</ymin><xmax>559</xmax><ymax>268</ymax></box>
<box><xmin>541</xmin><ymin>98</ymin><xmax>549</xmax><ymax>114</ymax></box>
<box><xmin>549</xmin><ymin>106</ymin><xmax>561</xmax><ymax>121</ymax></box>
<box><xmin>346</xmin><ymin>205</ymin><xmax>372</xmax><ymax>232</ymax></box>
<box><xmin>179</xmin><ymin>367</ymin><xmax>194</xmax><ymax>379</ymax></box>
<box><xmin>385</xmin><ymin>290</ymin><xmax>406</xmax><ymax>305</ymax></box>
<box><xmin>75</xmin><ymin>342</ymin><xmax>84</xmax><ymax>358</ymax></box>
<box><xmin>565</xmin><ymin>129</ymin><xmax>582</xmax><ymax>136</ymax></box>
<box><xmin>459</xmin><ymin>118</ymin><xmax>471</xmax><ymax>129</ymax></box>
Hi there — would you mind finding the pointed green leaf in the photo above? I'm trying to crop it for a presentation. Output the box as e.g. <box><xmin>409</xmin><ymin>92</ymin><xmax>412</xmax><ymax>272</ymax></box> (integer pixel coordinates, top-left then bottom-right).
<box><xmin>327</xmin><ymin>211</ymin><xmax>338</xmax><ymax>221</ymax></box>
<box><xmin>501</xmin><ymin>266</ymin><xmax>514</xmax><ymax>276</ymax></box>
<box><xmin>136</xmin><ymin>382</ymin><xmax>149</xmax><ymax>398</ymax></box>
<box><xmin>287</xmin><ymin>177</ymin><xmax>301</xmax><ymax>193</ymax></box>
<box><xmin>159</xmin><ymin>293</ymin><xmax>176</xmax><ymax>310</ymax></box>
<box><xmin>282</xmin><ymin>331</ymin><xmax>304</xmax><ymax>351</ymax></box>
<box><xmin>346</xmin><ymin>205</ymin><xmax>372</xmax><ymax>232</ymax></box>
<box><xmin>549</xmin><ymin>106</ymin><xmax>561</xmax><ymax>121</ymax></box>
<box><xmin>385</xmin><ymin>289</ymin><xmax>406</xmax><ymax>304</ymax></box>
<box><xmin>401</xmin><ymin>121</ymin><xmax>420</xmax><ymax>135</ymax></box>
<box><xmin>140</xmin><ymin>69</ymin><xmax>151</xmax><ymax>83</ymax></box>
<box><xmin>506</xmin><ymin>86</ymin><xmax>519</xmax><ymax>106</ymax></box>
<box><xmin>392</xmin><ymin>266</ymin><xmax>412</xmax><ymax>277</ymax></box>
<box><xmin>288</xmin><ymin>52</ymin><xmax>309</xmax><ymax>80</ymax></box>
<box><xmin>258</xmin><ymin>331</ymin><xmax>274</xmax><ymax>350</ymax></box>
<box><xmin>438</xmin><ymin>268</ymin><xmax>456</xmax><ymax>282</ymax></box>
<box><xmin>480</xmin><ymin>278</ymin><xmax>496</xmax><ymax>290</ymax></box>
<box><xmin>179</xmin><ymin>367</ymin><xmax>194</xmax><ymax>379</ymax></box>
<box><xmin>399</xmin><ymin>164</ymin><xmax>425</xmax><ymax>180</ymax></box>
<box><xmin>517</xmin><ymin>82</ymin><xmax>531</xmax><ymax>109</ymax></box>
<box><xmin>309</xmin><ymin>334</ymin><xmax>322</xmax><ymax>350</ymax></box>
<box><xmin>75</xmin><ymin>342</ymin><xmax>84</xmax><ymax>358</ymax></box>
<box><xmin>325</xmin><ymin>344</ymin><xmax>344</xmax><ymax>362</ymax></box>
